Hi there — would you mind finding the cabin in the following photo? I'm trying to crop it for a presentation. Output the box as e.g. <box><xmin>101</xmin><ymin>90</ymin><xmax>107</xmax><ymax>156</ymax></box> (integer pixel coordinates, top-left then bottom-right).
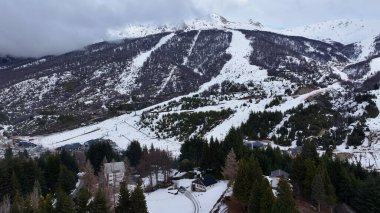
<box><xmin>288</xmin><ymin>146</ymin><xmax>302</xmax><ymax>157</ymax></box>
<box><xmin>104</xmin><ymin>161</ymin><xmax>126</xmax><ymax>188</ymax></box>
<box><xmin>270</xmin><ymin>169</ymin><xmax>289</xmax><ymax>179</ymax></box>
<box><xmin>243</xmin><ymin>140</ymin><xmax>267</xmax><ymax>150</ymax></box>
<box><xmin>56</xmin><ymin>143</ymin><xmax>83</xmax><ymax>151</ymax></box>
<box><xmin>16</xmin><ymin>141</ymin><xmax>37</xmax><ymax>148</ymax></box>
<box><xmin>191</xmin><ymin>175</ymin><xmax>217</xmax><ymax>192</ymax></box>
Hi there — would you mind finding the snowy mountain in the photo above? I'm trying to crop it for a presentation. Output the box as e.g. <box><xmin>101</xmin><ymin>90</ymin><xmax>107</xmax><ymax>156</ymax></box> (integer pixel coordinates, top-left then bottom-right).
<box><xmin>107</xmin><ymin>14</ymin><xmax>264</xmax><ymax>39</ymax></box>
<box><xmin>1</xmin><ymin>16</ymin><xmax>380</xmax><ymax>170</ymax></box>
<box><xmin>282</xmin><ymin>19</ymin><xmax>380</xmax><ymax>45</ymax></box>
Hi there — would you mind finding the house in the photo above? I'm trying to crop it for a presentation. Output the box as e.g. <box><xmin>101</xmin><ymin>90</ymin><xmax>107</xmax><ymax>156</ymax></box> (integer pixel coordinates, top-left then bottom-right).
<box><xmin>270</xmin><ymin>169</ymin><xmax>289</xmax><ymax>179</ymax></box>
<box><xmin>191</xmin><ymin>175</ymin><xmax>217</xmax><ymax>192</ymax></box>
<box><xmin>243</xmin><ymin>140</ymin><xmax>267</xmax><ymax>150</ymax></box>
<box><xmin>288</xmin><ymin>146</ymin><xmax>302</xmax><ymax>157</ymax></box>
<box><xmin>16</xmin><ymin>141</ymin><xmax>37</xmax><ymax>148</ymax></box>
<box><xmin>104</xmin><ymin>161</ymin><xmax>126</xmax><ymax>188</ymax></box>
<box><xmin>56</xmin><ymin>143</ymin><xmax>83</xmax><ymax>151</ymax></box>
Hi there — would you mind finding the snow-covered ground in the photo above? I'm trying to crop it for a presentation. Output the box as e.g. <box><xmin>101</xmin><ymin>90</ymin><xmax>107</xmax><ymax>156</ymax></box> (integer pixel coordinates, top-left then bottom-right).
<box><xmin>281</xmin><ymin>19</ymin><xmax>380</xmax><ymax>45</ymax></box>
<box><xmin>107</xmin><ymin>14</ymin><xmax>265</xmax><ymax>39</ymax></box>
<box><xmin>145</xmin><ymin>179</ymin><xmax>228</xmax><ymax>213</ymax></box>
<box><xmin>198</xmin><ymin>30</ymin><xmax>268</xmax><ymax>92</ymax></box>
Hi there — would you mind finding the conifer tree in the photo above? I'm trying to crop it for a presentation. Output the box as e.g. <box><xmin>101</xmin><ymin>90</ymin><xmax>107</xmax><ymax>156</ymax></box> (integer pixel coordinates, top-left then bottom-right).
<box><xmin>76</xmin><ymin>188</ymin><xmax>90</xmax><ymax>213</ymax></box>
<box><xmin>248</xmin><ymin>180</ymin><xmax>262</xmax><ymax>213</ymax></box>
<box><xmin>271</xmin><ymin>179</ymin><xmax>297</xmax><ymax>213</ymax></box>
<box><xmin>234</xmin><ymin>158</ymin><xmax>263</xmax><ymax>205</ymax></box>
<box><xmin>58</xmin><ymin>165</ymin><xmax>76</xmax><ymax>194</ymax></box>
<box><xmin>115</xmin><ymin>181</ymin><xmax>131</xmax><ymax>213</ymax></box>
<box><xmin>90</xmin><ymin>189</ymin><xmax>110</xmax><ymax>213</ymax></box>
<box><xmin>130</xmin><ymin>181</ymin><xmax>148</xmax><ymax>213</ymax></box>
<box><xmin>221</xmin><ymin>148</ymin><xmax>238</xmax><ymax>182</ymax></box>
<box><xmin>10</xmin><ymin>191</ymin><xmax>23</xmax><ymax>213</ymax></box>
<box><xmin>259</xmin><ymin>179</ymin><xmax>275</xmax><ymax>213</ymax></box>
<box><xmin>10</xmin><ymin>170</ymin><xmax>21</xmax><ymax>201</ymax></box>
<box><xmin>38</xmin><ymin>194</ymin><xmax>54</xmax><ymax>213</ymax></box>
<box><xmin>125</xmin><ymin>141</ymin><xmax>142</xmax><ymax>167</ymax></box>
<box><xmin>311</xmin><ymin>174</ymin><xmax>325</xmax><ymax>212</ymax></box>
<box><xmin>56</xmin><ymin>189</ymin><xmax>75</xmax><ymax>213</ymax></box>
<box><xmin>302</xmin><ymin>159</ymin><xmax>317</xmax><ymax>197</ymax></box>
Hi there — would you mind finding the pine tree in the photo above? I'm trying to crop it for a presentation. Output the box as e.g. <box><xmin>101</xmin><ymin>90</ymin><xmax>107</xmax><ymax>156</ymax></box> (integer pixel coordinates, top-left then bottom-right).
<box><xmin>302</xmin><ymin>159</ymin><xmax>317</xmax><ymax>197</ymax></box>
<box><xmin>90</xmin><ymin>189</ymin><xmax>110</xmax><ymax>213</ymax></box>
<box><xmin>58</xmin><ymin>165</ymin><xmax>76</xmax><ymax>194</ymax></box>
<box><xmin>10</xmin><ymin>191</ymin><xmax>23</xmax><ymax>213</ymax></box>
<box><xmin>115</xmin><ymin>181</ymin><xmax>131</xmax><ymax>213</ymax></box>
<box><xmin>130</xmin><ymin>182</ymin><xmax>148</xmax><ymax>213</ymax></box>
<box><xmin>38</xmin><ymin>194</ymin><xmax>54</xmax><ymax>213</ymax></box>
<box><xmin>352</xmin><ymin>176</ymin><xmax>380</xmax><ymax>213</ymax></box>
<box><xmin>271</xmin><ymin>179</ymin><xmax>297</xmax><ymax>213</ymax></box>
<box><xmin>311</xmin><ymin>174</ymin><xmax>325</xmax><ymax>212</ymax></box>
<box><xmin>248</xmin><ymin>180</ymin><xmax>262</xmax><ymax>213</ymax></box>
<box><xmin>76</xmin><ymin>188</ymin><xmax>90</xmax><ymax>213</ymax></box>
<box><xmin>125</xmin><ymin>141</ymin><xmax>142</xmax><ymax>167</ymax></box>
<box><xmin>259</xmin><ymin>179</ymin><xmax>275</xmax><ymax>213</ymax></box>
<box><xmin>56</xmin><ymin>189</ymin><xmax>75</xmax><ymax>213</ymax></box>
<box><xmin>221</xmin><ymin>148</ymin><xmax>238</xmax><ymax>182</ymax></box>
<box><xmin>234</xmin><ymin>158</ymin><xmax>263</xmax><ymax>205</ymax></box>
<box><xmin>10</xmin><ymin>170</ymin><xmax>21</xmax><ymax>201</ymax></box>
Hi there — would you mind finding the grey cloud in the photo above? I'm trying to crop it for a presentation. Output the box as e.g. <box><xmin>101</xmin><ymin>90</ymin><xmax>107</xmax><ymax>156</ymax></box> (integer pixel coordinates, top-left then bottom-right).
<box><xmin>0</xmin><ymin>0</ymin><xmax>379</xmax><ymax>57</ymax></box>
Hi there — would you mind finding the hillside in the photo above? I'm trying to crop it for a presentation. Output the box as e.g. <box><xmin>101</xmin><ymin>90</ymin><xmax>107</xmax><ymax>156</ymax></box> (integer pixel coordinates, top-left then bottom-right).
<box><xmin>1</xmin><ymin>16</ymin><xmax>380</xmax><ymax>170</ymax></box>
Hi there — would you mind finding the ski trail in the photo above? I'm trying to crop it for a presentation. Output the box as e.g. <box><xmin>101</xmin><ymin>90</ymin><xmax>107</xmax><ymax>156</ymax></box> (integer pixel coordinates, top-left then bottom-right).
<box><xmin>183</xmin><ymin>30</ymin><xmax>201</xmax><ymax>65</ymax></box>
<box><xmin>198</xmin><ymin>30</ymin><xmax>268</xmax><ymax>92</ymax></box>
<box><xmin>116</xmin><ymin>33</ymin><xmax>175</xmax><ymax>94</ymax></box>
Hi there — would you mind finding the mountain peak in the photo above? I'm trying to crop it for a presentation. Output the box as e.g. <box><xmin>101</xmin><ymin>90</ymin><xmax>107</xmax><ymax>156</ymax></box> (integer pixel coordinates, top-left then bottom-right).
<box><xmin>106</xmin><ymin>14</ymin><xmax>264</xmax><ymax>40</ymax></box>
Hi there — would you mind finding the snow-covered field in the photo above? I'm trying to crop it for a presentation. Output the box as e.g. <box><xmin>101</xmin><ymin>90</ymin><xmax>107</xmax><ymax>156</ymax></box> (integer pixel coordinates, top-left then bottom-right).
<box><xmin>146</xmin><ymin>179</ymin><xmax>228</xmax><ymax>213</ymax></box>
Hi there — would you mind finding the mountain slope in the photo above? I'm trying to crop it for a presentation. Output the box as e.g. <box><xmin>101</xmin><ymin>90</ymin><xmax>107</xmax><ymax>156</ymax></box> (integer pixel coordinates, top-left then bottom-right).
<box><xmin>1</xmin><ymin>17</ymin><xmax>380</xmax><ymax>170</ymax></box>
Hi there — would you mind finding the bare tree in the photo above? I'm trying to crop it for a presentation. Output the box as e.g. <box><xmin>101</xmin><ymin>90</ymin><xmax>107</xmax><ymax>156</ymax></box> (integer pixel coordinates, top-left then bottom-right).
<box><xmin>221</xmin><ymin>148</ymin><xmax>238</xmax><ymax>183</ymax></box>
<box><xmin>30</xmin><ymin>180</ymin><xmax>40</xmax><ymax>210</ymax></box>
<box><xmin>83</xmin><ymin>160</ymin><xmax>98</xmax><ymax>196</ymax></box>
<box><xmin>137</xmin><ymin>154</ymin><xmax>153</xmax><ymax>189</ymax></box>
<box><xmin>0</xmin><ymin>195</ymin><xmax>10</xmax><ymax>213</ymax></box>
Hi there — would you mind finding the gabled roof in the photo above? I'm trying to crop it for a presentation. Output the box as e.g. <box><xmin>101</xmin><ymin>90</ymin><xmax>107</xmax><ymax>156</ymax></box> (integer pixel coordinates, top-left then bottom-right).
<box><xmin>200</xmin><ymin>175</ymin><xmax>217</xmax><ymax>187</ymax></box>
<box><xmin>270</xmin><ymin>169</ymin><xmax>289</xmax><ymax>178</ymax></box>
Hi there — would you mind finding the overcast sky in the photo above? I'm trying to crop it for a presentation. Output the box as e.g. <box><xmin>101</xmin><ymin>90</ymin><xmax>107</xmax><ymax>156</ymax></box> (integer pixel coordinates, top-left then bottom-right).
<box><xmin>1</xmin><ymin>0</ymin><xmax>379</xmax><ymax>57</ymax></box>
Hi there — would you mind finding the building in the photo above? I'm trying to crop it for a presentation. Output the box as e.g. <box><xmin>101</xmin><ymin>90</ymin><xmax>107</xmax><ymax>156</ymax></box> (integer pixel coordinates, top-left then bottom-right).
<box><xmin>56</xmin><ymin>143</ymin><xmax>83</xmax><ymax>151</ymax></box>
<box><xmin>270</xmin><ymin>169</ymin><xmax>289</xmax><ymax>179</ymax></box>
<box><xmin>104</xmin><ymin>161</ymin><xmax>126</xmax><ymax>188</ymax></box>
<box><xmin>191</xmin><ymin>175</ymin><xmax>217</xmax><ymax>192</ymax></box>
<box><xmin>16</xmin><ymin>141</ymin><xmax>37</xmax><ymax>148</ymax></box>
<box><xmin>243</xmin><ymin>140</ymin><xmax>268</xmax><ymax>150</ymax></box>
<box><xmin>288</xmin><ymin>146</ymin><xmax>302</xmax><ymax>157</ymax></box>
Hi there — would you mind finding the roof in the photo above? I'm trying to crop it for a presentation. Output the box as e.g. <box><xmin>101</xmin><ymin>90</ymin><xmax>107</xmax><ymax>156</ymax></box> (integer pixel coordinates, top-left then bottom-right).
<box><xmin>288</xmin><ymin>146</ymin><xmax>302</xmax><ymax>154</ymax></box>
<box><xmin>56</xmin><ymin>143</ymin><xmax>82</xmax><ymax>151</ymax></box>
<box><xmin>270</xmin><ymin>169</ymin><xmax>289</xmax><ymax>178</ymax></box>
<box><xmin>244</xmin><ymin>140</ymin><xmax>266</xmax><ymax>149</ymax></box>
<box><xmin>17</xmin><ymin>141</ymin><xmax>37</xmax><ymax>147</ymax></box>
<box><xmin>200</xmin><ymin>175</ymin><xmax>217</xmax><ymax>187</ymax></box>
<box><xmin>104</xmin><ymin>161</ymin><xmax>125</xmax><ymax>174</ymax></box>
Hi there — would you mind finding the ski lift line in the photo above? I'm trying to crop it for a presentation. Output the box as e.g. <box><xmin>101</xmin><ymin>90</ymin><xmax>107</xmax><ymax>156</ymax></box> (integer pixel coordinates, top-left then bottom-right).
<box><xmin>50</xmin><ymin>128</ymin><xmax>101</xmax><ymax>144</ymax></box>
<box><xmin>121</xmin><ymin>135</ymin><xmax>133</xmax><ymax>142</ymax></box>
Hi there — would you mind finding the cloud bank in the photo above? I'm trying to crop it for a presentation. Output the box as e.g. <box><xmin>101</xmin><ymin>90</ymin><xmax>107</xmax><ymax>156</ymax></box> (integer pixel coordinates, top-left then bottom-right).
<box><xmin>0</xmin><ymin>0</ymin><xmax>379</xmax><ymax>57</ymax></box>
